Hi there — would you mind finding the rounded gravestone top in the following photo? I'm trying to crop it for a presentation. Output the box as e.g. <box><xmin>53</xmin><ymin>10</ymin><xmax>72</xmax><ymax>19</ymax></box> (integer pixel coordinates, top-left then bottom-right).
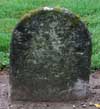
<box><xmin>10</xmin><ymin>7</ymin><xmax>91</xmax><ymax>101</ymax></box>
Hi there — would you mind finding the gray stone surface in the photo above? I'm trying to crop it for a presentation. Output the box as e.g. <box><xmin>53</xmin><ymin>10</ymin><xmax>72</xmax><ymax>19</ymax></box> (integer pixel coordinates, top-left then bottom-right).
<box><xmin>10</xmin><ymin>7</ymin><xmax>91</xmax><ymax>101</ymax></box>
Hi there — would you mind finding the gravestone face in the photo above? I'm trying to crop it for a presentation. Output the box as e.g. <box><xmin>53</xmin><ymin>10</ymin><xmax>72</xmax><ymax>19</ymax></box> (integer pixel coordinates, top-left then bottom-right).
<box><xmin>10</xmin><ymin>7</ymin><xmax>91</xmax><ymax>101</ymax></box>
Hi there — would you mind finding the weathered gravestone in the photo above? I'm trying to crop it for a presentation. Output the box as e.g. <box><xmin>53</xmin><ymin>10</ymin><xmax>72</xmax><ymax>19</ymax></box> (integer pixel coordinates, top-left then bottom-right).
<box><xmin>10</xmin><ymin>7</ymin><xmax>91</xmax><ymax>102</ymax></box>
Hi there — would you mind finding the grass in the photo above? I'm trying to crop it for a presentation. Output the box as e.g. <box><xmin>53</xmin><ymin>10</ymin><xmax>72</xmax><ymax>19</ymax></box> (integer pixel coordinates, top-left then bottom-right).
<box><xmin>0</xmin><ymin>0</ymin><xmax>100</xmax><ymax>69</ymax></box>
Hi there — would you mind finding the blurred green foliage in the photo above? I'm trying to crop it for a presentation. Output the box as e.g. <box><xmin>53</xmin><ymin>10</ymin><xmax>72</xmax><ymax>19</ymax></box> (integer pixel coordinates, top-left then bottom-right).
<box><xmin>0</xmin><ymin>0</ymin><xmax>100</xmax><ymax>69</ymax></box>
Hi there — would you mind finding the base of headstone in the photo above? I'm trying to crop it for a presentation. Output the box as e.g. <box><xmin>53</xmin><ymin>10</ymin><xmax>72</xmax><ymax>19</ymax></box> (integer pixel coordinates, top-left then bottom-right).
<box><xmin>9</xmin><ymin>78</ymin><xmax>89</xmax><ymax>108</ymax></box>
<box><xmin>8</xmin><ymin>102</ymin><xmax>77</xmax><ymax>109</ymax></box>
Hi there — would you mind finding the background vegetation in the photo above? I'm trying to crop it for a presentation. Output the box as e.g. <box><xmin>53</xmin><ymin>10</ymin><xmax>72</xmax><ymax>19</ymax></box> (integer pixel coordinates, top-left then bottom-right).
<box><xmin>0</xmin><ymin>0</ymin><xmax>100</xmax><ymax>70</ymax></box>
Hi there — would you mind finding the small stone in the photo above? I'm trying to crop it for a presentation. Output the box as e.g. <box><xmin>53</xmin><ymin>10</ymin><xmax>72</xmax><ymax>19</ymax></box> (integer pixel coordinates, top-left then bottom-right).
<box><xmin>46</xmin><ymin>104</ymin><xmax>49</xmax><ymax>107</ymax></box>
<box><xmin>8</xmin><ymin>104</ymin><xmax>11</xmax><ymax>106</ymax></box>
<box><xmin>97</xmin><ymin>98</ymin><xmax>100</xmax><ymax>101</ymax></box>
<box><xmin>89</xmin><ymin>102</ymin><xmax>94</xmax><ymax>106</ymax></box>
<box><xmin>9</xmin><ymin>105</ymin><xmax>13</xmax><ymax>108</ymax></box>
<box><xmin>81</xmin><ymin>102</ymin><xmax>84</xmax><ymax>105</ymax></box>
<box><xmin>73</xmin><ymin>105</ymin><xmax>76</xmax><ymax>109</ymax></box>
<box><xmin>82</xmin><ymin>104</ymin><xmax>86</xmax><ymax>108</ymax></box>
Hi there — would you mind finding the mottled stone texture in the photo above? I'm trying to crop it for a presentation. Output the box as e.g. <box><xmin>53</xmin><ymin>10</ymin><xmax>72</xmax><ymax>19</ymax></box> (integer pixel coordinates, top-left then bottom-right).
<box><xmin>10</xmin><ymin>7</ymin><xmax>91</xmax><ymax>101</ymax></box>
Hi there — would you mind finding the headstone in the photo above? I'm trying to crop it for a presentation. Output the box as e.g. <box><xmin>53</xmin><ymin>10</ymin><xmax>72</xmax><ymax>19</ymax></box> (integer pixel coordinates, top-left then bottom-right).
<box><xmin>10</xmin><ymin>7</ymin><xmax>91</xmax><ymax>102</ymax></box>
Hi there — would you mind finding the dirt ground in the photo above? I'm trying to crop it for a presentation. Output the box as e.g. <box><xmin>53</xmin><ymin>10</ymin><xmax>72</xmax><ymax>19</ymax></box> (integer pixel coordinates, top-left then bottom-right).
<box><xmin>0</xmin><ymin>70</ymin><xmax>100</xmax><ymax>109</ymax></box>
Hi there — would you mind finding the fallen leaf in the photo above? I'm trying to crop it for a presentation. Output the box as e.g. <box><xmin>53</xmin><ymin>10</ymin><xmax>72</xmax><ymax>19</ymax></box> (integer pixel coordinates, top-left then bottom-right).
<box><xmin>95</xmin><ymin>104</ymin><xmax>100</xmax><ymax>108</ymax></box>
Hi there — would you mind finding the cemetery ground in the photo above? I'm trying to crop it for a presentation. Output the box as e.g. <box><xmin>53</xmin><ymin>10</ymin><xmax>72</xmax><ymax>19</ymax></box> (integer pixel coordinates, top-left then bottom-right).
<box><xmin>0</xmin><ymin>70</ymin><xmax>100</xmax><ymax>109</ymax></box>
